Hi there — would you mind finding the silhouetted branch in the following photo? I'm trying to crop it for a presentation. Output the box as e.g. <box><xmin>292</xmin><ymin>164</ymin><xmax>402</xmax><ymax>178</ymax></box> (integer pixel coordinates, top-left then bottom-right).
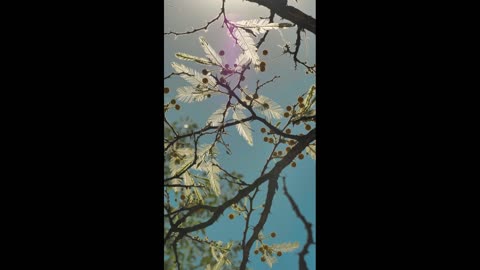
<box><xmin>246</xmin><ymin>0</ymin><xmax>316</xmax><ymax>34</ymax></box>
<box><xmin>282</xmin><ymin>177</ymin><xmax>315</xmax><ymax>270</ymax></box>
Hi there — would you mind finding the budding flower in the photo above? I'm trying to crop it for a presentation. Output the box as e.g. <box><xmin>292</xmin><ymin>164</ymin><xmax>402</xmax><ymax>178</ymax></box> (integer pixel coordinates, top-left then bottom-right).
<box><xmin>164</xmin><ymin>87</ymin><xmax>170</xmax><ymax>94</ymax></box>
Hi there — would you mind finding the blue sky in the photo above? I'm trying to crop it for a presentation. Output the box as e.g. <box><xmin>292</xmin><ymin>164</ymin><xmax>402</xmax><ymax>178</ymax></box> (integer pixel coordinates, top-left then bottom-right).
<box><xmin>164</xmin><ymin>1</ymin><xmax>316</xmax><ymax>269</ymax></box>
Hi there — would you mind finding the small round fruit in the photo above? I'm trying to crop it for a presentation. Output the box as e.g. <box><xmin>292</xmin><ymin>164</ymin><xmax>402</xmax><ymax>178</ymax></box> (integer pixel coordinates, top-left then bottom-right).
<box><xmin>288</xmin><ymin>140</ymin><xmax>295</xmax><ymax>146</ymax></box>
<box><xmin>164</xmin><ymin>87</ymin><xmax>170</xmax><ymax>94</ymax></box>
<box><xmin>260</xmin><ymin>66</ymin><xmax>266</xmax><ymax>72</ymax></box>
<box><xmin>277</xmin><ymin>151</ymin><xmax>282</xmax><ymax>156</ymax></box>
<box><xmin>298</xmin><ymin>96</ymin><xmax>304</xmax><ymax>103</ymax></box>
<box><xmin>263</xmin><ymin>50</ymin><xmax>268</xmax><ymax>55</ymax></box>
<box><xmin>298</xmin><ymin>153</ymin><xmax>305</xmax><ymax>160</ymax></box>
<box><xmin>175</xmin><ymin>104</ymin><xmax>181</xmax><ymax>110</ymax></box>
<box><xmin>291</xmin><ymin>162</ymin><xmax>297</xmax><ymax>167</ymax></box>
<box><xmin>220</xmin><ymin>77</ymin><xmax>226</xmax><ymax>83</ymax></box>
<box><xmin>286</xmin><ymin>147</ymin><xmax>291</xmax><ymax>152</ymax></box>
<box><xmin>234</xmin><ymin>64</ymin><xmax>238</xmax><ymax>67</ymax></box>
<box><xmin>253</xmin><ymin>93</ymin><xmax>259</xmax><ymax>99</ymax></box>
<box><xmin>246</xmin><ymin>95</ymin><xmax>251</xmax><ymax>100</ymax></box>
<box><xmin>305</xmin><ymin>124</ymin><xmax>312</xmax><ymax>130</ymax></box>
<box><xmin>225</xmin><ymin>64</ymin><xmax>230</xmax><ymax>69</ymax></box>
<box><xmin>170</xmin><ymin>99</ymin><xmax>176</xmax><ymax>105</ymax></box>
<box><xmin>286</xmin><ymin>105</ymin><xmax>292</xmax><ymax>111</ymax></box>
<box><xmin>180</xmin><ymin>194</ymin><xmax>186</xmax><ymax>200</ymax></box>
<box><xmin>299</xmin><ymin>103</ymin><xmax>305</xmax><ymax>108</ymax></box>
<box><xmin>259</xmin><ymin>247</ymin><xmax>264</xmax><ymax>252</ymax></box>
<box><xmin>272</xmin><ymin>152</ymin><xmax>277</xmax><ymax>157</ymax></box>
<box><xmin>263</xmin><ymin>137</ymin><xmax>269</xmax><ymax>142</ymax></box>
<box><xmin>261</xmin><ymin>256</ymin><xmax>266</xmax><ymax>262</ymax></box>
<box><xmin>284</xmin><ymin>112</ymin><xmax>290</xmax><ymax>117</ymax></box>
<box><xmin>219</xmin><ymin>50</ymin><xmax>225</xmax><ymax>56</ymax></box>
<box><xmin>268</xmin><ymin>138</ymin><xmax>274</xmax><ymax>144</ymax></box>
<box><xmin>202</xmin><ymin>78</ymin><xmax>208</xmax><ymax>84</ymax></box>
<box><xmin>285</xmin><ymin>128</ymin><xmax>291</xmax><ymax>134</ymax></box>
<box><xmin>263</xmin><ymin>103</ymin><xmax>270</xmax><ymax>109</ymax></box>
<box><xmin>261</xmin><ymin>128</ymin><xmax>266</xmax><ymax>133</ymax></box>
<box><xmin>277</xmin><ymin>251</ymin><xmax>282</xmax><ymax>257</ymax></box>
<box><xmin>174</xmin><ymin>159</ymin><xmax>180</xmax><ymax>165</ymax></box>
<box><xmin>207</xmin><ymin>94</ymin><xmax>211</xmax><ymax>98</ymax></box>
<box><xmin>270</xmin><ymin>232</ymin><xmax>276</xmax><ymax>238</ymax></box>
<box><xmin>260</xmin><ymin>61</ymin><xmax>266</xmax><ymax>67</ymax></box>
<box><xmin>202</xmin><ymin>69</ymin><xmax>208</xmax><ymax>75</ymax></box>
<box><xmin>254</xmin><ymin>250</ymin><xmax>259</xmax><ymax>255</ymax></box>
<box><xmin>228</xmin><ymin>214</ymin><xmax>235</xmax><ymax>219</ymax></box>
<box><xmin>240</xmin><ymin>76</ymin><xmax>245</xmax><ymax>81</ymax></box>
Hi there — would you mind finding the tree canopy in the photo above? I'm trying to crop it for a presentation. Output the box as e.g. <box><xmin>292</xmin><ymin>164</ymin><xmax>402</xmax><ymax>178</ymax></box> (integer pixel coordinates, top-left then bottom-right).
<box><xmin>164</xmin><ymin>1</ymin><xmax>316</xmax><ymax>269</ymax></box>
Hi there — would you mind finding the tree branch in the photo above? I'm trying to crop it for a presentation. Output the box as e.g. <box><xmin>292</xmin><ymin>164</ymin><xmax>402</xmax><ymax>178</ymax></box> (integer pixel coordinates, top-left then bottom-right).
<box><xmin>282</xmin><ymin>177</ymin><xmax>315</xmax><ymax>270</ymax></box>
<box><xmin>246</xmin><ymin>0</ymin><xmax>316</xmax><ymax>34</ymax></box>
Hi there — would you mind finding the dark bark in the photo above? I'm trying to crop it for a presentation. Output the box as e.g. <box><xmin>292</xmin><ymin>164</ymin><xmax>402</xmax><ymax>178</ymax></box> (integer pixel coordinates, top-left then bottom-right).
<box><xmin>246</xmin><ymin>0</ymin><xmax>316</xmax><ymax>34</ymax></box>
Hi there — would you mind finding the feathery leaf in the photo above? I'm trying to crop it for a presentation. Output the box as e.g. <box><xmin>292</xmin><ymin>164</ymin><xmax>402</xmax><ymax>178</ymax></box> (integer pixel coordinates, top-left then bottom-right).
<box><xmin>232</xmin><ymin>108</ymin><xmax>253</xmax><ymax>146</ymax></box>
<box><xmin>199</xmin><ymin>36</ymin><xmax>223</xmax><ymax>67</ymax></box>
<box><xmin>176</xmin><ymin>86</ymin><xmax>213</xmax><ymax>103</ymax></box>
<box><xmin>306</xmin><ymin>143</ymin><xmax>316</xmax><ymax>160</ymax></box>
<box><xmin>264</xmin><ymin>252</ymin><xmax>277</xmax><ymax>268</ymax></box>
<box><xmin>234</xmin><ymin>52</ymin><xmax>251</xmax><ymax>72</ymax></box>
<box><xmin>175</xmin><ymin>52</ymin><xmax>214</xmax><ymax>65</ymax></box>
<box><xmin>207</xmin><ymin>106</ymin><xmax>231</xmax><ymax>127</ymax></box>
<box><xmin>208</xmin><ymin>164</ymin><xmax>221</xmax><ymax>196</ymax></box>
<box><xmin>234</xmin><ymin>19</ymin><xmax>294</xmax><ymax>35</ymax></box>
<box><xmin>171</xmin><ymin>62</ymin><xmax>217</xmax><ymax>89</ymax></box>
<box><xmin>253</xmin><ymin>95</ymin><xmax>283</xmax><ymax>120</ymax></box>
<box><xmin>231</xmin><ymin>28</ymin><xmax>261</xmax><ymax>72</ymax></box>
<box><xmin>271</xmin><ymin>241</ymin><xmax>300</xmax><ymax>252</ymax></box>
